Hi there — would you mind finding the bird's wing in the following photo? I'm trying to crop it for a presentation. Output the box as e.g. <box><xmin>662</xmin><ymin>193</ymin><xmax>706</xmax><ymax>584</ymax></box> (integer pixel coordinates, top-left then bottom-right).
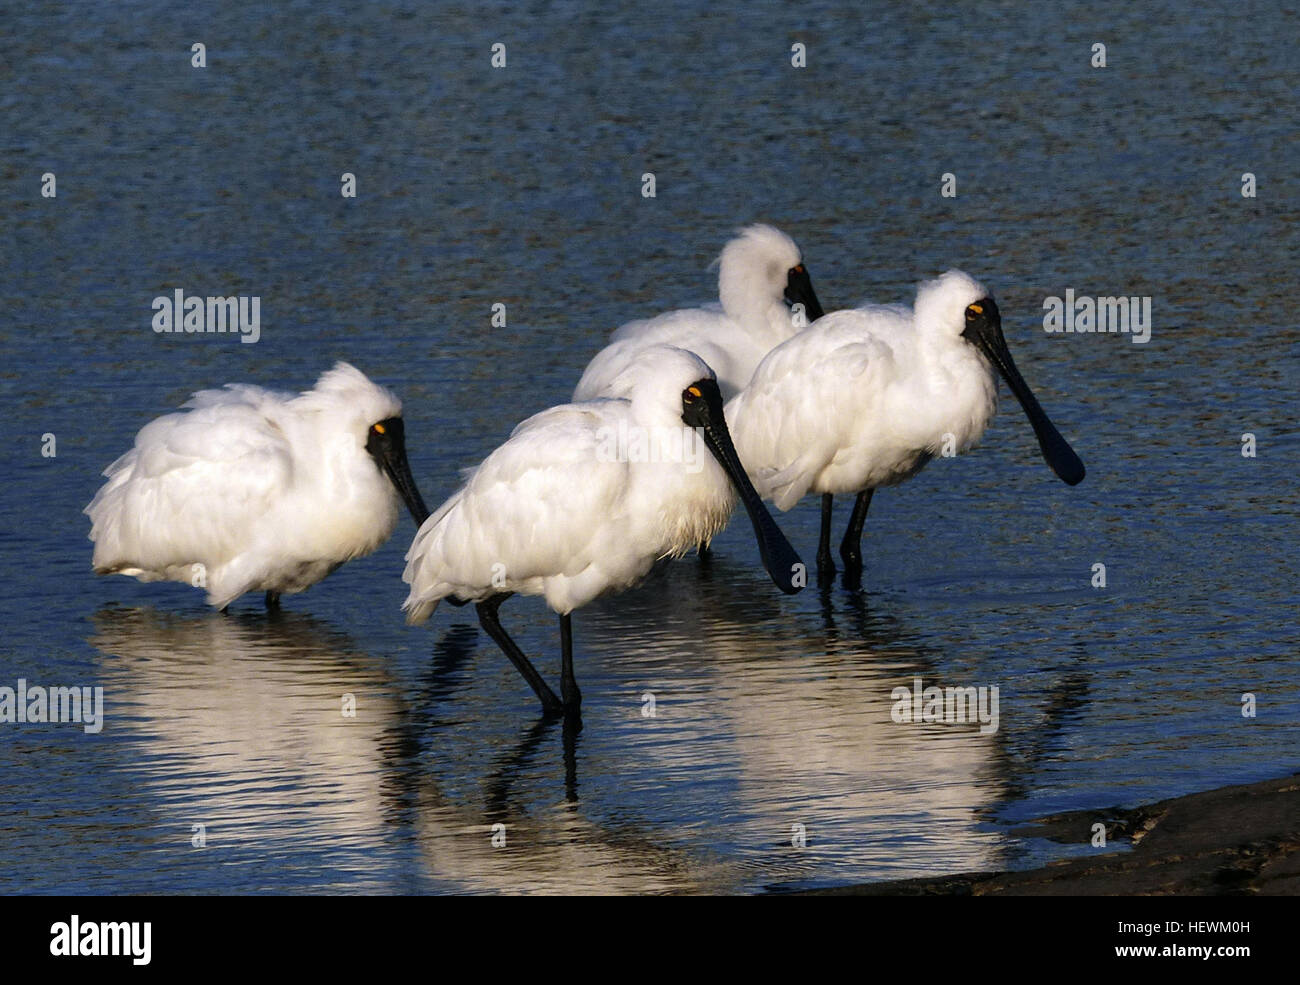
<box><xmin>729</xmin><ymin>313</ymin><xmax>898</xmax><ymax>510</ymax></box>
<box><xmin>575</xmin><ymin>307</ymin><xmax>731</xmax><ymax>400</ymax></box>
<box><xmin>85</xmin><ymin>386</ymin><xmax>295</xmax><ymax>582</ymax></box>
<box><xmin>608</xmin><ymin>304</ymin><xmax>721</xmax><ymax>344</ymax></box>
<box><xmin>403</xmin><ymin>403</ymin><xmax>634</xmax><ymax>619</ymax></box>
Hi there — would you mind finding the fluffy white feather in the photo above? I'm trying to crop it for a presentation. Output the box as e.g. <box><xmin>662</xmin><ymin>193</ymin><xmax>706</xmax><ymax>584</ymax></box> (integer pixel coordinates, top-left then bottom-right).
<box><xmin>727</xmin><ymin>270</ymin><xmax>999</xmax><ymax>511</ymax></box>
<box><xmin>86</xmin><ymin>362</ymin><xmax>408</xmax><ymax>608</ymax></box>
<box><xmin>404</xmin><ymin>346</ymin><xmax>737</xmax><ymax>622</ymax></box>
<box><xmin>573</xmin><ymin>224</ymin><xmax>810</xmax><ymax>401</ymax></box>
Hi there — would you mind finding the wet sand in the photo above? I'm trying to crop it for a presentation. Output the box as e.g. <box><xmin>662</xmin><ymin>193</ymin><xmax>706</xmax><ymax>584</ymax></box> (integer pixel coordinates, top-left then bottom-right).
<box><xmin>803</xmin><ymin>773</ymin><xmax>1300</xmax><ymax>895</ymax></box>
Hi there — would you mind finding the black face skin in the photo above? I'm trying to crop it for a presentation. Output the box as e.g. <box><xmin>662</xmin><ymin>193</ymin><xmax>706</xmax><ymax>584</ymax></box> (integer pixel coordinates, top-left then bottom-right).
<box><xmin>784</xmin><ymin>263</ymin><xmax>826</xmax><ymax>323</ymax></box>
<box><xmin>961</xmin><ymin>298</ymin><xmax>1086</xmax><ymax>486</ymax></box>
<box><xmin>681</xmin><ymin>378</ymin><xmax>805</xmax><ymax>594</ymax></box>
<box><xmin>366</xmin><ymin>417</ymin><xmax>432</xmax><ymax>526</ymax></box>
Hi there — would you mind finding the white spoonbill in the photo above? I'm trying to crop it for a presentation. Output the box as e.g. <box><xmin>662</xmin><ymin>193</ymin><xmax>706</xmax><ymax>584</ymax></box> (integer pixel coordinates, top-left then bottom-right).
<box><xmin>403</xmin><ymin>345</ymin><xmax>805</xmax><ymax>716</ymax></box>
<box><xmin>86</xmin><ymin>362</ymin><xmax>430</xmax><ymax>610</ymax></box>
<box><xmin>572</xmin><ymin>224</ymin><xmax>826</xmax><ymax>402</ymax></box>
<box><xmin>726</xmin><ymin>270</ymin><xmax>1085</xmax><ymax>578</ymax></box>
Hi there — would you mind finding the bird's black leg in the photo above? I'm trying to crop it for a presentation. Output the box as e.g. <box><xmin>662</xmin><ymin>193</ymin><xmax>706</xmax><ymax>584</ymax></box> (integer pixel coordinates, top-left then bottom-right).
<box><xmin>816</xmin><ymin>493</ymin><xmax>836</xmax><ymax>578</ymax></box>
<box><xmin>839</xmin><ymin>489</ymin><xmax>874</xmax><ymax>572</ymax></box>
<box><xmin>265</xmin><ymin>591</ymin><xmax>281</xmax><ymax>610</ymax></box>
<box><xmin>559</xmin><ymin>612</ymin><xmax>582</xmax><ymax>715</ymax></box>
<box><xmin>697</xmin><ymin>542</ymin><xmax>712</xmax><ymax>561</ymax></box>
<box><xmin>476</xmin><ymin>593</ymin><xmax>564</xmax><ymax>715</ymax></box>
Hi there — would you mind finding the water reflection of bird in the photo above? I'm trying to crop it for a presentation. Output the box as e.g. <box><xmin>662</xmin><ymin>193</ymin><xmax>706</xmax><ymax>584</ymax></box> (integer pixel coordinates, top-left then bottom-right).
<box><xmin>408</xmin><ymin>716</ymin><xmax>709</xmax><ymax>895</ymax></box>
<box><xmin>89</xmin><ymin>606</ymin><xmax>405</xmax><ymax>889</ymax></box>
<box><xmin>88</xmin><ymin>606</ymin><xmax>707</xmax><ymax>894</ymax></box>
<box><xmin>570</xmin><ymin>557</ymin><xmax>1011</xmax><ymax>888</ymax></box>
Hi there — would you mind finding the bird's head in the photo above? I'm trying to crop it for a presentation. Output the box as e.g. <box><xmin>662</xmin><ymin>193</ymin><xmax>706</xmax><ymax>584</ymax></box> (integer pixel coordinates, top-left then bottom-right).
<box><xmin>364</xmin><ymin>416</ymin><xmax>430</xmax><ymax>526</ymax></box>
<box><xmin>717</xmin><ymin>224</ymin><xmax>823</xmax><ymax>324</ymax></box>
<box><xmin>910</xmin><ymin>275</ymin><xmax>1086</xmax><ymax>488</ymax></box>
<box><xmin>301</xmin><ymin>363</ymin><xmax>431</xmax><ymax>525</ymax></box>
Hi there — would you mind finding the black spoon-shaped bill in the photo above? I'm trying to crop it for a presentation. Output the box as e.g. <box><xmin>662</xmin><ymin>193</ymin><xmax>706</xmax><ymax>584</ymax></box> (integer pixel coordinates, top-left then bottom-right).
<box><xmin>784</xmin><ymin>264</ymin><xmax>826</xmax><ymax>323</ymax></box>
<box><xmin>367</xmin><ymin>417</ymin><xmax>432</xmax><ymax>526</ymax></box>
<box><xmin>964</xmin><ymin>301</ymin><xmax>1085</xmax><ymax>486</ymax></box>
<box><xmin>684</xmin><ymin>379</ymin><xmax>805</xmax><ymax>594</ymax></box>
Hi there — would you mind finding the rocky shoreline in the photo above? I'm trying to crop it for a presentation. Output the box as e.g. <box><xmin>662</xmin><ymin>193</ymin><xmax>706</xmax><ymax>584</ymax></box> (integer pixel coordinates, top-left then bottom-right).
<box><xmin>804</xmin><ymin>772</ymin><xmax>1300</xmax><ymax>895</ymax></box>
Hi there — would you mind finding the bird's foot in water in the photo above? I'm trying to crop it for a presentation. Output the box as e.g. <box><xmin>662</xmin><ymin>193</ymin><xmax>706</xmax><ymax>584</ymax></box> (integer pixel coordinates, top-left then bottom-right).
<box><xmin>561</xmin><ymin>676</ymin><xmax>582</xmax><ymax>719</ymax></box>
<box><xmin>816</xmin><ymin>550</ymin><xmax>837</xmax><ymax>586</ymax></box>
<box><xmin>538</xmin><ymin>693</ymin><xmax>566</xmax><ymax>719</ymax></box>
<box><xmin>838</xmin><ymin>549</ymin><xmax>864</xmax><ymax>590</ymax></box>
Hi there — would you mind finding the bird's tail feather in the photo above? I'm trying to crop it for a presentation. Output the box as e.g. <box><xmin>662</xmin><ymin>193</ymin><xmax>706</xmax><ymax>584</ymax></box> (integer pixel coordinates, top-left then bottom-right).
<box><xmin>403</xmin><ymin>597</ymin><xmax>440</xmax><ymax>625</ymax></box>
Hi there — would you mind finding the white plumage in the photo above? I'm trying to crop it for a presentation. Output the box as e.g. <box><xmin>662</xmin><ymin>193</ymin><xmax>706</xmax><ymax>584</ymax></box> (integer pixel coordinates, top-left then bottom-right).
<box><xmin>727</xmin><ymin>270</ymin><xmax>1084</xmax><ymax>575</ymax></box>
<box><xmin>404</xmin><ymin>344</ymin><xmax>803</xmax><ymax>715</ymax></box>
<box><xmin>573</xmin><ymin>224</ymin><xmax>824</xmax><ymax>402</ymax></box>
<box><xmin>406</xmin><ymin>348</ymin><xmax>733</xmax><ymax>622</ymax></box>
<box><xmin>86</xmin><ymin>362</ymin><xmax>428</xmax><ymax>609</ymax></box>
<box><xmin>730</xmin><ymin>271</ymin><xmax>996</xmax><ymax>508</ymax></box>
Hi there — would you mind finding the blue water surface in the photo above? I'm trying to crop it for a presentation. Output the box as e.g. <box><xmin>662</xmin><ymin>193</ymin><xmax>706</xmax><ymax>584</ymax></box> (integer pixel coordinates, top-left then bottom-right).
<box><xmin>1</xmin><ymin>0</ymin><xmax>1296</xmax><ymax>893</ymax></box>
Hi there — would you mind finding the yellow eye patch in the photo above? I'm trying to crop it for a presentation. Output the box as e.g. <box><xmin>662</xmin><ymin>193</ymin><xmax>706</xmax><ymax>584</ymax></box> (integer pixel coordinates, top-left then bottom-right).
<box><xmin>968</xmin><ymin>303</ymin><xmax>983</xmax><ymax>315</ymax></box>
<box><xmin>373</xmin><ymin>423</ymin><xmax>386</xmax><ymax>435</ymax></box>
<box><xmin>687</xmin><ymin>386</ymin><xmax>702</xmax><ymax>398</ymax></box>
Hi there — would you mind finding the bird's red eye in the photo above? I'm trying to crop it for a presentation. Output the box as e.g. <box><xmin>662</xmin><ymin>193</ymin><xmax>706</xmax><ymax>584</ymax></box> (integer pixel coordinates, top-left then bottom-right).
<box><xmin>372</xmin><ymin>423</ymin><xmax>387</xmax><ymax>435</ymax></box>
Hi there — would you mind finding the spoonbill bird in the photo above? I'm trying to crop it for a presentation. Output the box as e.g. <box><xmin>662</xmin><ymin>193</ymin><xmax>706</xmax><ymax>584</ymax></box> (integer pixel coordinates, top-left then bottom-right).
<box><xmin>86</xmin><ymin>362</ymin><xmax>430</xmax><ymax>610</ymax></box>
<box><xmin>573</xmin><ymin>224</ymin><xmax>826</xmax><ymax>402</ymax></box>
<box><xmin>726</xmin><ymin>270</ymin><xmax>1085</xmax><ymax>578</ymax></box>
<box><xmin>403</xmin><ymin>345</ymin><xmax>805</xmax><ymax>716</ymax></box>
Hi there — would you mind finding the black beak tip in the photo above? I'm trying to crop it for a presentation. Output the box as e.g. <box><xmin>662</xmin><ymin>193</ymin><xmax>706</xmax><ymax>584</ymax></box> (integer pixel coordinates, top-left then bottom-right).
<box><xmin>767</xmin><ymin>554</ymin><xmax>806</xmax><ymax>595</ymax></box>
<box><xmin>1043</xmin><ymin>454</ymin><xmax>1085</xmax><ymax>487</ymax></box>
<box><xmin>1051</xmin><ymin>447</ymin><xmax>1086</xmax><ymax>486</ymax></box>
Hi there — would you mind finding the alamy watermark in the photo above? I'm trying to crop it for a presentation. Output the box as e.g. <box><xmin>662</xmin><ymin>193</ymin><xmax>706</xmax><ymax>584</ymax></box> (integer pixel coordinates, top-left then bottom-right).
<box><xmin>595</xmin><ymin>422</ymin><xmax>706</xmax><ymax>473</ymax></box>
<box><xmin>890</xmin><ymin>676</ymin><xmax>999</xmax><ymax>735</ymax></box>
<box><xmin>1043</xmin><ymin>289</ymin><xmax>1151</xmax><ymax>344</ymax></box>
<box><xmin>50</xmin><ymin>915</ymin><xmax>150</xmax><ymax>965</ymax></box>
<box><xmin>151</xmin><ymin>288</ymin><xmax>261</xmax><ymax>343</ymax></box>
<box><xmin>0</xmin><ymin>679</ymin><xmax>104</xmax><ymax>734</ymax></box>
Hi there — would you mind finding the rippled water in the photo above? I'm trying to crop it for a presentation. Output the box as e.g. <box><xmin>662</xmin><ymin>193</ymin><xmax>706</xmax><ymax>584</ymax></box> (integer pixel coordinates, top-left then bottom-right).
<box><xmin>2</xmin><ymin>1</ymin><xmax>1297</xmax><ymax>894</ymax></box>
